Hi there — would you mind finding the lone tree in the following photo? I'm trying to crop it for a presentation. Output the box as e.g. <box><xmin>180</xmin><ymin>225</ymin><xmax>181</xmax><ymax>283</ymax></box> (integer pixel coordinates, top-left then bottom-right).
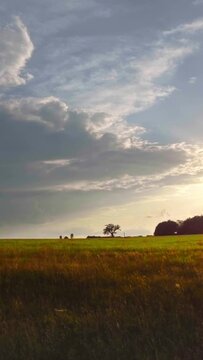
<box><xmin>103</xmin><ymin>224</ymin><xmax>121</xmax><ymax>237</ymax></box>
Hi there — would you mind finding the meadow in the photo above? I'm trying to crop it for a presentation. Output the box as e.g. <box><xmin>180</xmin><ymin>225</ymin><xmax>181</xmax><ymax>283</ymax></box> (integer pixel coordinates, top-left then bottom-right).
<box><xmin>0</xmin><ymin>235</ymin><xmax>202</xmax><ymax>360</ymax></box>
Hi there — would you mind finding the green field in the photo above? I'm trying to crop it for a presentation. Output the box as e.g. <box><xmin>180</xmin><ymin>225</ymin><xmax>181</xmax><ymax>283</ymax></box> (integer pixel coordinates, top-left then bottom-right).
<box><xmin>0</xmin><ymin>235</ymin><xmax>202</xmax><ymax>360</ymax></box>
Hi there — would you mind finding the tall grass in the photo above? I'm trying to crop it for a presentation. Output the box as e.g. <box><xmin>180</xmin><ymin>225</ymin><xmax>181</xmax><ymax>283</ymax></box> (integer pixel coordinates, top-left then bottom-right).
<box><xmin>0</xmin><ymin>237</ymin><xmax>202</xmax><ymax>359</ymax></box>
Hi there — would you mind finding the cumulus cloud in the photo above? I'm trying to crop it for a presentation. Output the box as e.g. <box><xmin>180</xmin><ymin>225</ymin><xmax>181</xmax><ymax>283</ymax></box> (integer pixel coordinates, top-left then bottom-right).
<box><xmin>1</xmin><ymin>95</ymin><xmax>203</xmax><ymax>198</ymax></box>
<box><xmin>1</xmin><ymin>95</ymin><xmax>203</xmax><ymax>183</ymax></box>
<box><xmin>0</xmin><ymin>96</ymin><xmax>146</xmax><ymax>152</ymax></box>
<box><xmin>0</xmin><ymin>92</ymin><xmax>203</xmax><ymax>229</ymax></box>
<box><xmin>0</xmin><ymin>16</ymin><xmax>34</xmax><ymax>87</ymax></box>
<box><xmin>0</xmin><ymin>96</ymin><xmax>121</xmax><ymax>166</ymax></box>
<box><xmin>0</xmin><ymin>97</ymin><xmax>69</xmax><ymax>129</ymax></box>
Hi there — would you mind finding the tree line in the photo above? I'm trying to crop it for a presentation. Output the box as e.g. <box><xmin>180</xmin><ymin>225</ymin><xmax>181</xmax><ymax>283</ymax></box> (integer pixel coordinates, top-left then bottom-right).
<box><xmin>154</xmin><ymin>215</ymin><xmax>203</xmax><ymax>236</ymax></box>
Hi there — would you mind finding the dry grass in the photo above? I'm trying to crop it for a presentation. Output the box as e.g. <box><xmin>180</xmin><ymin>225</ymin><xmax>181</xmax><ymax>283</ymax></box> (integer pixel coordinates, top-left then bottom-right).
<box><xmin>0</xmin><ymin>238</ymin><xmax>202</xmax><ymax>360</ymax></box>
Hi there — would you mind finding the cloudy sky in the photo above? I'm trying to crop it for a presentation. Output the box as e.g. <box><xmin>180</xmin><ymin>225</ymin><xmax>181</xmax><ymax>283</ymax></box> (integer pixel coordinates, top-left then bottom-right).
<box><xmin>1</xmin><ymin>0</ymin><xmax>203</xmax><ymax>237</ymax></box>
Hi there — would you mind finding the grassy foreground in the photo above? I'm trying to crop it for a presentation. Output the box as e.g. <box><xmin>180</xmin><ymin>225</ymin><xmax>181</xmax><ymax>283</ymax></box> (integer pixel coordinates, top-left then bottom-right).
<box><xmin>0</xmin><ymin>236</ymin><xmax>202</xmax><ymax>360</ymax></box>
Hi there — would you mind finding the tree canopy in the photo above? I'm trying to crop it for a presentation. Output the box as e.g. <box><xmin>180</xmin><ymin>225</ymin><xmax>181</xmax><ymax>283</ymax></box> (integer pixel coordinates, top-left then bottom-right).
<box><xmin>103</xmin><ymin>224</ymin><xmax>121</xmax><ymax>237</ymax></box>
<box><xmin>178</xmin><ymin>215</ymin><xmax>203</xmax><ymax>235</ymax></box>
<box><xmin>154</xmin><ymin>220</ymin><xmax>179</xmax><ymax>236</ymax></box>
<box><xmin>154</xmin><ymin>215</ymin><xmax>203</xmax><ymax>236</ymax></box>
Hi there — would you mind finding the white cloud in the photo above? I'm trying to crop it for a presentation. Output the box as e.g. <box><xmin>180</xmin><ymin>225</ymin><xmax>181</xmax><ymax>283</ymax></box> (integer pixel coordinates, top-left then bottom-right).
<box><xmin>164</xmin><ymin>17</ymin><xmax>203</xmax><ymax>36</ymax></box>
<box><xmin>0</xmin><ymin>16</ymin><xmax>34</xmax><ymax>87</ymax></box>
<box><xmin>188</xmin><ymin>76</ymin><xmax>197</xmax><ymax>84</ymax></box>
<box><xmin>87</xmin><ymin>111</ymin><xmax>146</xmax><ymax>147</ymax></box>
<box><xmin>53</xmin><ymin>20</ymin><xmax>200</xmax><ymax>120</ymax></box>
<box><xmin>135</xmin><ymin>46</ymin><xmax>195</xmax><ymax>83</ymax></box>
<box><xmin>76</xmin><ymin>43</ymin><xmax>195</xmax><ymax>118</ymax></box>
<box><xmin>193</xmin><ymin>0</ymin><xmax>203</xmax><ymax>5</ymax></box>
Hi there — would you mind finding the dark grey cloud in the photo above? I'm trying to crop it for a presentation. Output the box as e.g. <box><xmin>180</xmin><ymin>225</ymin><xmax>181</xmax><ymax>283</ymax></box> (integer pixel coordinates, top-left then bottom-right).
<box><xmin>0</xmin><ymin>101</ymin><xmax>117</xmax><ymax>164</ymax></box>
<box><xmin>45</xmin><ymin>147</ymin><xmax>187</xmax><ymax>186</ymax></box>
<box><xmin>0</xmin><ymin>187</ymin><xmax>132</xmax><ymax>226</ymax></box>
<box><xmin>0</xmin><ymin>97</ymin><xmax>190</xmax><ymax>196</ymax></box>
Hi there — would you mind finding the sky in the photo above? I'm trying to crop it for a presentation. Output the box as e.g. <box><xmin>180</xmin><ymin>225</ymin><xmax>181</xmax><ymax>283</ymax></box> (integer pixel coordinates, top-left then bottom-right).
<box><xmin>1</xmin><ymin>0</ymin><xmax>203</xmax><ymax>238</ymax></box>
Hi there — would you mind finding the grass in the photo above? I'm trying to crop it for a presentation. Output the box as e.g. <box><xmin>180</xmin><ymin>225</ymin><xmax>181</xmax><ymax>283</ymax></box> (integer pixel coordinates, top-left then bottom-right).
<box><xmin>0</xmin><ymin>235</ymin><xmax>202</xmax><ymax>360</ymax></box>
